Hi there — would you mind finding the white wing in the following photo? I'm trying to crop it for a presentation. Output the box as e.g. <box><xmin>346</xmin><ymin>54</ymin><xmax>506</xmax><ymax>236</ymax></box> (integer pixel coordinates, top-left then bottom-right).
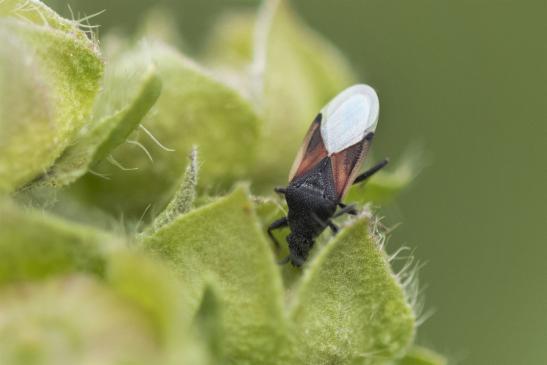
<box><xmin>320</xmin><ymin>84</ymin><xmax>379</xmax><ymax>155</ymax></box>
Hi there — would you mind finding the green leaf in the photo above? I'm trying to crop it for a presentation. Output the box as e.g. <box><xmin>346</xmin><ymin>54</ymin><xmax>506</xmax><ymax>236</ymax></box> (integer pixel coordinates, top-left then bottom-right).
<box><xmin>106</xmin><ymin>250</ymin><xmax>218</xmax><ymax>365</ymax></box>
<box><xmin>149</xmin><ymin>146</ymin><xmax>199</xmax><ymax>233</ymax></box>
<box><xmin>252</xmin><ymin>195</ymin><xmax>302</xmax><ymax>287</ymax></box>
<box><xmin>289</xmin><ymin>216</ymin><xmax>415</xmax><ymax>365</ymax></box>
<box><xmin>32</xmin><ymin>51</ymin><xmax>162</xmax><ymax>188</ymax></box>
<box><xmin>143</xmin><ymin>186</ymin><xmax>290</xmax><ymax>364</ymax></box>
<box><xmin>0</xmin><ymin>201</ymin><xmax>117</xmax><ymax>285</ymax></box>
<box><xmin>0</xmin><ymin>30</ymin><xmax>53</xmax><ymax>194</ymax></box>
<box><xmin>0</xmin><ymin>0</ymin><xmax>103</xmax><ymax>192</ymax></box>
<box><xmin>391</xmin><ymin>346</ymin><xmax>447</xmax><ymax>365</ymax></box>
<box><xmin>106</xmin><ymin>250</ymin><xmax>189</xmax><ymax>346</ymax></box>
<box><xmin>191</xmin><ymin>285</ymin><xmax>225</xmax><ymax>364</ymax></box>
<box><xmin>0</xmin><ymin>275</ymin><xmax>161</xmax><ymax>365</ymax></box>
<box><xmin>0</xmin><ymin>0</ymin><xmax>91</xmax><ymax>34</ymax></box>
<box><xmin>75</xmin><ymin>41</ymin><xmax>261</xmax><ymax>217</ymax></box>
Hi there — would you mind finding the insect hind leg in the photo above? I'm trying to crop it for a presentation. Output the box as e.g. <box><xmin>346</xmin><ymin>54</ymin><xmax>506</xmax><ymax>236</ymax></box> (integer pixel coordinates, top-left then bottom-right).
<box><xmin>267</xmin><ymin>216</ymin><xmax>288</xmax><ymax>251</ymax></box>
<box><xmin>353</xmin><ymin>158</ymin><xmax>389</xmax><ymax>185</ymax></box>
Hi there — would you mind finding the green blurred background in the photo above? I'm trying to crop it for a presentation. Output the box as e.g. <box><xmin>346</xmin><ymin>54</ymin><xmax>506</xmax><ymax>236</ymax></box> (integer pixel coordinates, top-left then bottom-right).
<box><xmin>43</xmin><ymin>1</ymin><xmax>547</xmax><ymax>364</ymax></box>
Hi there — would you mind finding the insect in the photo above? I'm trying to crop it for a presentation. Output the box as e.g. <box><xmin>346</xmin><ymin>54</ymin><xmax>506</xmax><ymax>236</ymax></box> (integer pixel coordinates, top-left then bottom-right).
<box><xmin>268</xmin><ymin>84</ymin><xmax>389</xmax><ymax>266</ymax></box>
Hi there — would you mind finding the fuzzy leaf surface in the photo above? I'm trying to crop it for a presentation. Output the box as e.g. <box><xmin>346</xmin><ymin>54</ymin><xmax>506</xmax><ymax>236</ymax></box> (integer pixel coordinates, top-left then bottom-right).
<box><xmin>290</xmin><ymin>217</ymin><xmax>415</xmax><ymax>365</ymax></box>
<box><xmin>106</xmin><ymin>251</ymin><xmax>188</xmax><ymax>346</ymax></box>
<box><xmin>0</xmin><ymin>201</ymin><xmax>117</xmax><ymax>285</ymax></box>
<box><xmin>143</xmin><ymin>186</ymin><xmax>290</xmax><ymax>365</ymax></box>
<box><xmin>149</xmin><ymin>147</ymin><xmax>198</xmax><ymax>233</ymax></box>
<box><xmin>33</xmin><ymin>55</ymin><xmax>161</xmax><ymax>188</ymax></box>
<box><xmin>0</xmin><ymin>0</ymin><xmax>102</xmax><ymax>192</ymax></box>
<box><xmin>106</xmin><ymin>251</ymin><xmax>216</xmax><ymax>365</ymax></box>
<box><xmin>76</xmin><ymin>42</ymin><xmax>261</xmax><ymax>217</ymax></box>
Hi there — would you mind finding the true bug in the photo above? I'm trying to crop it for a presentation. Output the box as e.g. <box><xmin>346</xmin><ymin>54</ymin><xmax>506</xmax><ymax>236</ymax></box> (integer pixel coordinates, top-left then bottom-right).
<box><xmin>268</xmin><ymin>84</ymin><xmax>388</xmax><ymax>266</ymax></box>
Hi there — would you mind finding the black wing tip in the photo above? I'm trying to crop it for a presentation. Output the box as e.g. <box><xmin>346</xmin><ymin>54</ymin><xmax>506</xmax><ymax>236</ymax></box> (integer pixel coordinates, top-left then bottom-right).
<box><xmin>313</xmin><ymin>112</ymin><xmax>322</xmax><ymax>124</ymax></box>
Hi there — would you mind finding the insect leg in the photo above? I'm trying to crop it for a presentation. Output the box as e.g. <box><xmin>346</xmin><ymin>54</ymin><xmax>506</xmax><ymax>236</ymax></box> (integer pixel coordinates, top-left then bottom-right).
<box><xmin>277</xmin><ymin>254</ymin><xmax>304</xmax><ymax>267</ymax></box>
<box><xmin>267</xmin><ymin>216</ymin><xmax>288</xmax><ymax>250</ymax></box>
<box><xmin>335</xmin><ymin>203</ymin><xmax>358</xmax><ymax>217</ymax></box>
<box><xmin>353</xmin><ymin>158</ymin><xmax>389</xmax><ymax>185</ymax></box>
<box><xmin>277</xmin><ymin>255</ymin><xmax>291</xmax><ymax>265</ymax></box>
<box><xmin>274</xmin><ymin>186</ymin><xmax>287</xmax><ymax>194</ymax></box>
<box><xmin>328</xmin><ymin>221</ymin><xmax>339</xmax><ymax>235</ymax></box>
<box><xmin>309</xmin><ymin>213</ymin><xmax>340</xmax><ymax>236</ymax></box>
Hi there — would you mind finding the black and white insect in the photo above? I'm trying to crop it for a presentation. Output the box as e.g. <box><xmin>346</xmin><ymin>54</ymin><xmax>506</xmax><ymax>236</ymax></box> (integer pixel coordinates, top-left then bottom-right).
<box><xmin>268</xmin><ymin>84</ymin><xmax>389</xmax><ymax>266</ymax></box>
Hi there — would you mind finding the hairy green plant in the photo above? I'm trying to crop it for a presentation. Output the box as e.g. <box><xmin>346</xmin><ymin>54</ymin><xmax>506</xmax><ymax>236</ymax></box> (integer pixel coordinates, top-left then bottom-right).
<box><xmin>0</xmin><ymin>0</ymin><xmax>446</xmax><ymax>364</ymax></box>
<box><xmin>0</xmin><ymin>0</ymin><xmax>102</xmax><ymax>193</ymax></box>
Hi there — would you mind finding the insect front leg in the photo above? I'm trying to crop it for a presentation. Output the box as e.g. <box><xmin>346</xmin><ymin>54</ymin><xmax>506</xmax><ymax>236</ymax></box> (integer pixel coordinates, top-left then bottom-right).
<box><xmin>267</xmin><ymin>216</ymin><xmax>288</xmax><ymax>250</ymax></box>
<box><xmin>353</xmin><ymin>158</ymin><xmax>389</xmax><ymax>185</ymax></box>
<box><xmin>335</xmin><ymin>203</ymin><xmax>358</xmax><ymax>217</ymax></box>
<box><xmin>274</xmin><ymin>186</ymin><xmax>287</xmax><ymax>194</ymax></box>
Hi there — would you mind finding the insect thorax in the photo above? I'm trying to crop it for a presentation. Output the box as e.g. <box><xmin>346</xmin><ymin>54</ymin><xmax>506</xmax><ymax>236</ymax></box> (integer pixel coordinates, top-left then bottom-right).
<box><xmin>285</xmin><ymin>177</ymin><xmax>338</xmax><ymax>239</ymax></box>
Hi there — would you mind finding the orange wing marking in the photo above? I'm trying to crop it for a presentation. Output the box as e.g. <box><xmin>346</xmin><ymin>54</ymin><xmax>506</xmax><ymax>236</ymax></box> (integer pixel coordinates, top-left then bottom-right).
<box><xmin>289</xmin><ymin>114</ymin><xmax>328</xmax><ymax>181</ymax></box>
<box><xmin>330</xmin><ymin>137</ymin><xmax>371</xmax><ymax>199</ymax></box>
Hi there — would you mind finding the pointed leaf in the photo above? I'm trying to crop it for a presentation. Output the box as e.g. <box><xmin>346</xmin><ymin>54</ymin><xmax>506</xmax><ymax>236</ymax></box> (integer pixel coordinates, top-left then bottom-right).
<box><xmin>290</xmin><ymin>217</ymin><xmax>415</xmax><ymax>365</ymax></box>
<box><xmin>75</xmin><ymin>42</ymin><xmax>261</xmax><ymax>217</ymax></box>
<box><xmin>33</xmin><ymin>60</ymin><xmax>162</xmax><ymax>188</ymax></box>
<box><xmin>149</xmin><ymin>147</ymin><xmax>199</xmax><ymax>233</ymax></box>
<box><xmin>143</xmin><ymin>186</ymin><xmax>290</xmax><ymax>364</ymax></box>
